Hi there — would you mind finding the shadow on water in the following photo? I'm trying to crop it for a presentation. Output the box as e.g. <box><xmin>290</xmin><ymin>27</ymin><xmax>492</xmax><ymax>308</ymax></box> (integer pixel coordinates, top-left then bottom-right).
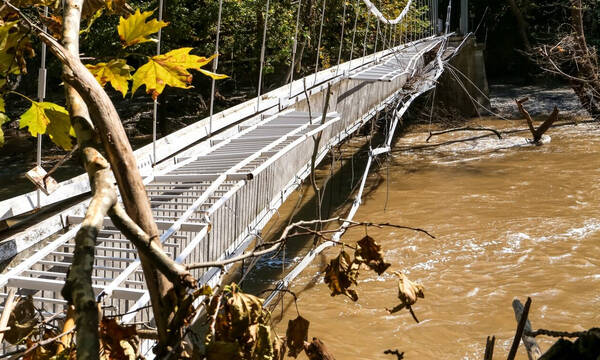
<box><xmin>236</xmin><ymin>118</ymin><xmax>391</xmax><ymax>315</ymax></box>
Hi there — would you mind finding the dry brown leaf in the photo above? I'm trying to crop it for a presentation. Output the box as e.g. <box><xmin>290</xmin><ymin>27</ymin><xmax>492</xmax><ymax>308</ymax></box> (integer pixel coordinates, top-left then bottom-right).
<box><xmin>387</xmin><ymin>272</ymin><xmax>425</xmax><ymax>318</ymax></box>
<box><xmin>354</xmin><ymin>235</ymin><xmax>391</xmax><ymax>275</ymax></box>
<box><xmin>5</xmin><ymin>296</ymin><xmax>38</xmax><ymax>345</ymax></box>
<box><xmin>99</xmin><ymin>317</ymin><xmax>138</xmax><ymax>360</ymax></box>
<box><xmin>286</xmin><ymin>315</ymin><xmax>310</xmax><ymax>358</ymax></box>
<box><xmin>324</xmin><ymin>249</ymin><xmax>360</xmax><ymax>301</ymax></box>
<box><xmin>205</xmin><ymin>283</ymin><xmax>283</xmax><ymax>360</ymax></box>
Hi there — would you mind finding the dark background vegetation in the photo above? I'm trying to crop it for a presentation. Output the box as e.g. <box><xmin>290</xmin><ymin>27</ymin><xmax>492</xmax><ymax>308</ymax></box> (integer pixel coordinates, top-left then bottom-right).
<box><xmin>0</xmin><ymin>0</ymin><xmax>598</xmax><ymax>198</ymax></box>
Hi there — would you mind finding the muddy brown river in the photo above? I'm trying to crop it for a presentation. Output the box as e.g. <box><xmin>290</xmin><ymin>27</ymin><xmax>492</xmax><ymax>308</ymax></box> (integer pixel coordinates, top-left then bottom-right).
<box><xmin>247</xmin><ymin>118</ymin><xmax>600</xmax><ymax>359</ymax></box>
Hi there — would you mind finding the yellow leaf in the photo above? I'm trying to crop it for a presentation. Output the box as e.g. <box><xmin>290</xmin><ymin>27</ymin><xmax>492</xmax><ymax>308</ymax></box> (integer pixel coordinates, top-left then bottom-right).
<box><xmin>131</xmin><ymin>48</ymin><xmax>227</xmax><ymax>99</ymax></box>
<box><xmin>19</xmin><ymin>101</ymin><xmax>74</xmax><ymax>150</ymax></box>
<box><xmin>86</xmin><ymin>59</ymin><xmax>133</xmax><ymax>97</ymax></box>
<box><xmin>0</xmin><ymin>97</ymin><xmax>5</xmax><ymax>112</ymax></box>
<box><xmin>199</xmin><ymin>68</ymin><xmax>229</xmax><ymax>80</ymax></box>
<box><xmin>117</xmin><ymin>9</ymin><xmax>168</xmax><ymax>47</ymax></box>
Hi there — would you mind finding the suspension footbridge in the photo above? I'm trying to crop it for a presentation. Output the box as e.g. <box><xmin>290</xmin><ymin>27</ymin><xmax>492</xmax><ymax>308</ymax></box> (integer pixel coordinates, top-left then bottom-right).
<box><xmin>0</xmin><ymin>0</ymin><xmax>474</xmax><ymax>355</ymax></box>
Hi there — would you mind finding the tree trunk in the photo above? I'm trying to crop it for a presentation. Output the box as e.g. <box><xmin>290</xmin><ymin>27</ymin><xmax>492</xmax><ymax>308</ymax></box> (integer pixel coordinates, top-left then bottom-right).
<box><xmin>55</xmin><ymin>0</ymin><xmax>180</xmax><ymax>352</ymax></box>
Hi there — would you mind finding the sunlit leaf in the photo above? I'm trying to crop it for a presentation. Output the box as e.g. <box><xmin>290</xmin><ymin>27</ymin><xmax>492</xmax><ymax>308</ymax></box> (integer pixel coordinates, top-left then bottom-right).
<box><xmin>354</xmin><ymin>235</ymin><xmax>391</xmax><ymax>275</ymax></box>
<box><xmin>19</xmin><ymin>101</ymin><xmax>74</xmax><ymax>150</ymax></box>
<box><xmin>286</xmin><ymin>316</ymin><xmax>309</xmax><ymax>358</ymax></box>
<box><xmin>117</xmin><ymin>9</ymin><xmax>168</xmax><ymax>47</ymax></box>
<box><xmin>131</xmin><ymin>48</ymin><xmax>227</xmax><ymax>100</ymax></box>
<box><xmin>0</xmin><ymin>21</ymin><xmax>35</xmax><ymax>75</ymax></box>
<box><xmin>86</xmin><ymin>59</ymin><xmax>133</xmax><ymax>97</ymax></box>
<box><xmin>387</xmin><ymin>272</ymin><xmax>425</xmax><ymax>318</ymax></box>
<box><xmin>324</xmin><ymin>249</ymin><xmax>360</xmax><ymax>301</ymax></box>
<box><xmin>199</xmin><ymin>68</ymin><xmax>229</xmax><ymax>80</ymax></box>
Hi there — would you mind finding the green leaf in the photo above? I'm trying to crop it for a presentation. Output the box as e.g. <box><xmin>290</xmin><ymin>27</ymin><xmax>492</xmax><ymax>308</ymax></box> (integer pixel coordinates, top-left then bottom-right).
<box><xmin>131</xmin><ymin>48</ymin><xmax>227</xmax><ymax>99</ymax></box>
<box><xmin>19</xmin><ymin>101</ymin><xmax>74</xmax><ymax>150</ymax></box>
<box><xmin>86</xmin><ymin>59</ymin><xmax>133</xmax><ymax>97</ymax></box>
<box><xmin>117</xmin><ymin>9</ymin><xmax>168</xmax><ymax>47</ymax></box>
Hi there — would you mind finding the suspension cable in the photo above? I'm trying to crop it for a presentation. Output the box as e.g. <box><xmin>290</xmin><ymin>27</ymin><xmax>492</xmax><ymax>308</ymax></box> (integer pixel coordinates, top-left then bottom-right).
<box><xmin>349</xmin><ymin>0</ymin><xmax>360</xmax><ymax>61</ymax></box>
<box><xmin>445</xmin><ymin>0</ymin><xmax>451</xmax><ymax>34</ymax></box>
<box><xmin>336</xmin><ymin>0</ymin><xmax>348</xmax><ymax>68</ymax></box>
<box><xmin>373</xmin><ymin>18</ymin><xmax>379</xmax><ymax>54</ymax></box>
<box><xmin>152</xmin><ymin>0</ymin><xmax>164</xmax><ymax>166</ymax></box>
<box><xmin>208</xmin><ymin>0</ymin><xmax>223</xmax><ymax>136</ymax></box>
<box><xmin>362</xmin><ymin>8</ymin><xmax>371</xmax><ymax>61</ymax></box>
<box><xmin>257</xmin><ymin>0</ymin><xmax>271</xmax><ymax>110</ymax></box>
<box><xmin>288</xmin><ymin>0</ymin><xmax>302</xmax><ymax>97</ymax></box>
<box><xmin>314</xmin><ymin>0</ymin><xmax>327</xmax><ymax>81</ymax></box>
<box><xmin>35</xmin><ymin>5</ymin><xmax>48</xmax><ymax>207</ymax></box>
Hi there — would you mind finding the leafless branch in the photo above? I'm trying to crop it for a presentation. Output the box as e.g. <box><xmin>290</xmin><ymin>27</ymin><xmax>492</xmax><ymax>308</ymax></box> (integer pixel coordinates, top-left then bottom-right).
<box><xmin>426</xmin><ymin>127</ymin><xmax>502</xmax><ymax>142</ymax></box>
<box><xmin>185</xmin><ymin>217</ymin><xmax>434</xmax><ymax>270</ymax></box>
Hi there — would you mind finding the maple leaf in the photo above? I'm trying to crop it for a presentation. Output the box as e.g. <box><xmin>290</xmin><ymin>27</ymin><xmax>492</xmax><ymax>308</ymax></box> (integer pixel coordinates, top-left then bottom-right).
<box><xmin>117</xmin><ymin>9</ymin><xmax>168</xmax><ymax>47</ymax></box>
<box><xmin>19</xmin><ymin>101</ymin><xmax>75</xmax><ymax>150</ymax></box>
<box><xmin>86</xmin><ymin>59</ymin><xmax>133</xmax><ymax>97</ymax></box>
<box><xmin>0</xmin><ymin>21</ymin><xmax>35</xmax><ymax>75</ymax></box>
<box><xmin>131</xmin><ymin>48</ymin><xmax>227</xmax><ymax>100</ymax></box>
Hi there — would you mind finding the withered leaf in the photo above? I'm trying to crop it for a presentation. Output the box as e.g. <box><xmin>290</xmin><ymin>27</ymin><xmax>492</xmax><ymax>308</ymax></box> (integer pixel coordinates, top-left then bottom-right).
<box><xmin>324</xmin><ymin>249</ymin><xmax>360</xmax><ymax>301</ymax></box>
<box><xmin>286</xmin><ymin>315</ymin><xmax>310</xmax><ymax>358</ymax></box>
<box><xmin>388</xmin><ymin>272</ymin><xmax>424</xmax><ymax>314</ymax></box>
<box><xmin>226</xmin><ymin>284</ymin><xmax>265</xmax><ymax>339</ymax></box>
<box><xmin>99</xmin><ymin>317</ymin><xmax>138</xmax><ymax>360</ymax></box>
<box><xmin>23</xmin><ymin>330</ymin><xmax>60</xmax><ymax>360</ymax></box>
<box><xmin>206</xmin><ymin>283</ymin><xmax>282</xmax><ymax>360</ymax></box>
<box><xmin>5</xmin><ymin>296</ymin><xmax>38</xmax><ymax>345</ymax></box>
<box><xmin>273</xmin><ymin>334</ymin><xmax>286</xmax><ymax>360</ymax></box>
<box><xmin>354</xmin><ymin>235</ymin><xmax>391</xmax><ymax>275</ymax></box>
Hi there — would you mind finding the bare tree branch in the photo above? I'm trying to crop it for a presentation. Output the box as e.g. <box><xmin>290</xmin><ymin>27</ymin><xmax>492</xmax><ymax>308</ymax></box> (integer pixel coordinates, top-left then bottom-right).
<box><xmin>185</xmin><ymin>218</ymin><xmax>434</xmax><ymax>270</ymax></box>
<box><xmin>426</xmin><ymin>127</ymin><xmax>502</xmax><ymax>142</ymax></box>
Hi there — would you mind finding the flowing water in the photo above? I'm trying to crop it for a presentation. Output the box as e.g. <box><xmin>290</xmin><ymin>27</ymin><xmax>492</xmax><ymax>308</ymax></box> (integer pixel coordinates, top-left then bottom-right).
<box><xmin>247</xmin><ymin>118</ymin><xmax>600</xmax><ymax>359</ymax></box>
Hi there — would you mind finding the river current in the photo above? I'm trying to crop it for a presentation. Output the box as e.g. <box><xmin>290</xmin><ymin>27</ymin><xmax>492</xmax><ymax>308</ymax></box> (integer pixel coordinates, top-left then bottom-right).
<box><xmin>247</xmin><ymin>118</ymin><xmax>600</xmax><ymax>359</ymax></box>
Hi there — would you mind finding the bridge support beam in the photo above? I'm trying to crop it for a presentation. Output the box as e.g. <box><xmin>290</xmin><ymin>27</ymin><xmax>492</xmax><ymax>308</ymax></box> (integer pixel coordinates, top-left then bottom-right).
<box><xmin>460</xmin><ymin>0</ymin><xmax>468</xmax><ymax>35</ymax></box>
<box><xmin>435</xmin><ymin>36</ymin><xmax>489</xmax><ymax>117</ymax></box>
